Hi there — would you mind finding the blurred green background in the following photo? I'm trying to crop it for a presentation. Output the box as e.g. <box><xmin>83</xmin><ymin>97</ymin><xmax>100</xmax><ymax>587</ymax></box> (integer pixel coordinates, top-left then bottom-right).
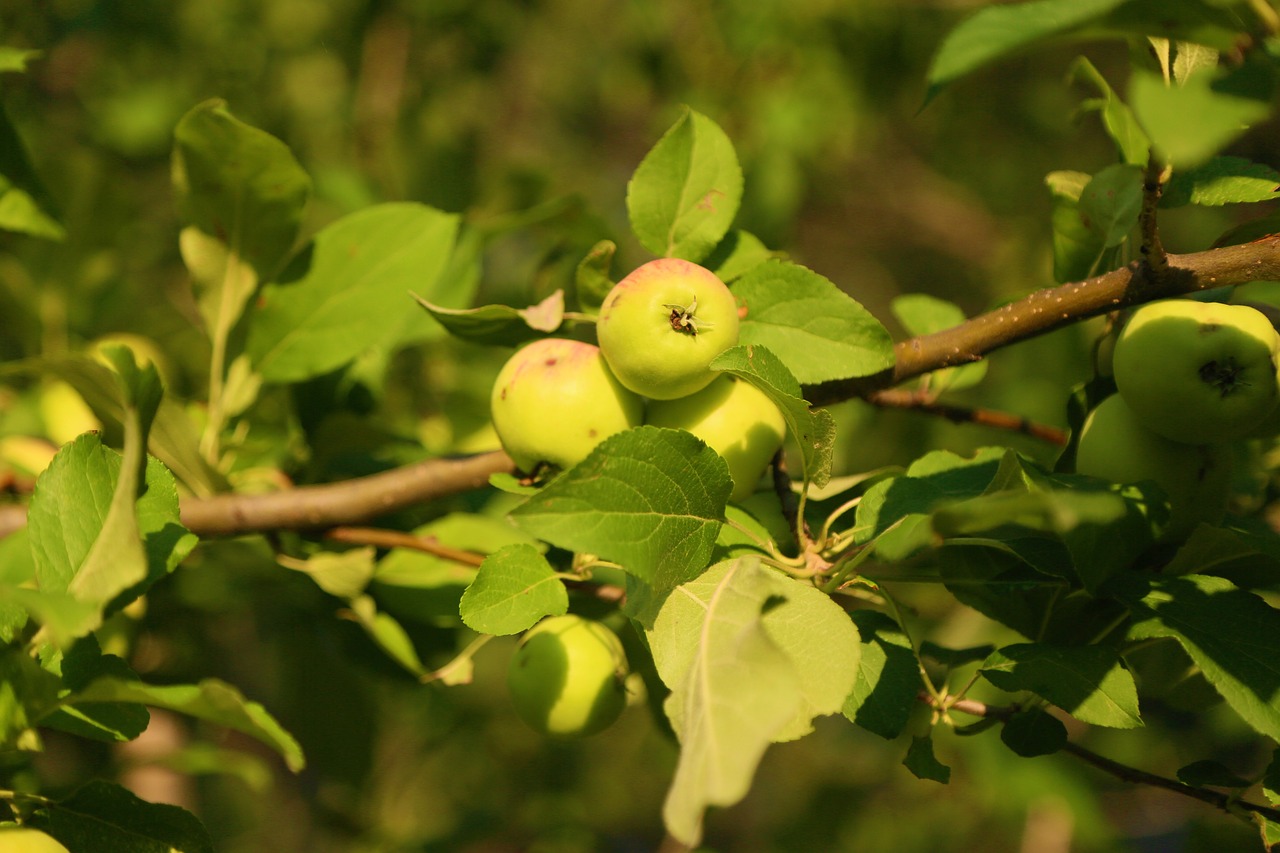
<box><xmin>1</xmin><ymin>1</ymin><xmax>1273</xmax><ymax>851</ymax></box>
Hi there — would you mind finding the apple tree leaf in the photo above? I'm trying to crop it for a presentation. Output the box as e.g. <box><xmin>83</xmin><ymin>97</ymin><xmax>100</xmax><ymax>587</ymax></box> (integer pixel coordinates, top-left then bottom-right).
<box><xmin>710</xmin><ymin>344</ymin><xmax>835</xmax><ymax>489</ymax></box>
<box><xmin>29</xmin><ymin>780</ymin><xmax>214</xmax><ymax>853</ymax></box>
<box><xmin>1078</xmin><ymin>163</ymin><xmax>1143</xmax><ymax>249</ymax></box>
<box><xmin>510</xmin><ymin>427</ymin><xmax>731</xmax><ymax>596</ymax></box>
<box><xmin>413</xmin><ymin>288</ymin><xmax>566</xmax><ymax>346</ymax></box>
<box><xmin>980</xmin><ymin>643</ymin><xmax>1142</xmax><ymax>728</ymax></box>
<box><xmin>1119</xmin><ymin>573</ymin><xmax>1280</xmax><ymax>741</ymax></box>
<box><xmin>1162</xmin><ymin>156</ymin><xmax>1280</xmax><ymax>207</ymax></box>
<box><xmin>627</xmin><ymin>107</ymin><xmax>743</xmax><ymax>262</ymax></box>
<box><xmin>459</xmin><ymin>543</ymin><xmax>569</xmax><ymax>636</ymax></box>
<box><xmin>903</xmin><ymin>734</ymin><xmax>950</xmax><ymax>783</ymax></box>
<box><xmin>843</xmin><ymin>611</ymin><xmax>921</xmax><ymax>740</ymax></box>
<box><xmin>733</xmin><ymin>259</ymin><xmax>894</xmax><ymax>385</ymax></box>
<box><xmin>63</xmin><ymin>677</ymin><xmax>305</xmax><ymax>773</ymax></box>
<box><xmin>0</xmin><ymin>103</ymin><xmax>65</xmax><ymax>240</ymax></box>
<box><xmin>246</xmin><ymin>202</ymin><xmax>460</xmax><ymax>383</ymax></box>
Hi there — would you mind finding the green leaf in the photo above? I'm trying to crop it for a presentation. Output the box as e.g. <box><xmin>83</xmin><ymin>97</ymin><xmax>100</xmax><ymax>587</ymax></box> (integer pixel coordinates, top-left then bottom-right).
<box><xmin>1000</xmin><ymin>708</ymin><xmax>1067</xmax><ymax>757</ymax></box>
<box><xmin>1078</xmin><ymin>163</ymin><xmax>1143</xmax><ymax>248</ymax></box>
<box><xmin>29</xmin><ymin>780</ymin><xmax>213</xmax><ymax>853</ymax></box>
<box><xmin>63</xmin><ymin>677</ymin><xmax>305</xmax><ymax>772</ymax></box>
<box><xmin>172</xmin><ymin>98</ymin><xmax>310</xmax><ymax>283</ymax></box>
<box><xmin>903</xmin><ymin>734</ymin><xmax>950</xmax><ymax>783</ymax></box>
<box><xmin>413</xmin><ymin>288</ymin><xmax>565</xmax><ymax>347</ymax></box>
<box><xmin>733</xmin><ymin>260</ymin><xmax>895</xmax><ymax>384</ymax></box>
<box><xmin>0</xmin><ymin>645</ymin><xmax>62</xmax><ymax>750</ymax></box>
<box><xmin>459</xmin><ymin>544</ymin><xmax>569</xmax><ymax>636</ymax></box>
<box><xmin>648</xmin><ymin>558</ymin><xmax>805</xmax><ymax>846</ymax></box>
<box><xmin>843</xmin><ymin>611</ymin><xmax>921</xmax><ymax>740</ymax></box>
<box><xmin>702</xmin><ymin>230</ymin><xmax>777</xmax><ymax>283</ymax></box>
<box><xmin>925</xmin><ymin>0</ymin><xmax>1127</xmax><ymax>102</ymax></box>
<box><xmin>40</xmin><ymin>637</ymin><xmax>149</xmax><ymax>743</ymax></box>
<box><xmin>627</xmin><ymin>108</ymin><xmax>743</xmax><ymax>261</ymax></box>
<box><xmin>0</xmin><ymin>104</ymin><xmax>65</xmax><ymax>240</ymax></box>
<box><xmin>1046</xmin><ymin>170</ymin><xmax>1108</xmax><ymax>282</ymax></box>
<box><xmin>1120</xmin><ymin>574</ymin><xmax>1280</xmax><ymax>740</ymax></box>
<box><xmin>1163</xmin><ymin>156</ymin><xmax>1280</xmax><ymax>207</ymax></box>
<box><xmin>1176</xmin><ymin>759</ymin><xmax>1252</xmax><ymax>789</ymax></box>
<box><xmin>284</xmin><ymin>547</ymin><xmax>376</xmax><ymax>599</ymax></box>
<box><xmin>710</xmin><ymin>344</ymin><xmax>835</xmax><ymax>488</ymax></box>
<box><xmin>341</xmin><ymin>595</ymin><xmax>427</xmax><ymax>678</ymax></box>
<box><xmin>26</xmin><ymin>356</ymin><xmax>190</xmax><ymax>642</ymax></box>
<box><xmin>574</xmin><ymin>240</ymin><xmax>617</xmax><ymax>310</ymax></box>
<box><xmin>890</xmin><ymin>294</ymin><xmax>987</xmax><ymax>392</ymax></box>
<box><xmin>1068</xmin><ymin>57</ymin><xmax>1150</xmax><ymax>166</ymax></box>
<box><xmin>1255</xmin><ymin>812</ymin><xmax>1280</xmax><ymax>850</ymax></box>
<box><xmin>372</xmin><ymin>513</ymin><xmax>537</xmax><ymax>627</ymax></box>
<box><xmin>246</xmin><ymin>202</ymin><xmax>459</xmax><ymax>383</ymax></box>
<box><xmin>510</xmin><ymin>427</ymin><xmax>730</xmax><ymax>595</ymax></box>
<box><xmin>1130</xmin><ymin>62</ymin><xmax>1275</xmax><ymax>168</ymax></box>
<box><xmin>980</xmin><ymin>643</ymin><xmax>1142</xmax><ymax>728</ymax></box>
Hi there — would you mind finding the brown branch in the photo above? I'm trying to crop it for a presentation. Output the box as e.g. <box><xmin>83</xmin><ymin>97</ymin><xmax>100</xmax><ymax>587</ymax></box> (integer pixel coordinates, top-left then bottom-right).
<box><xmin>0</xmin><ymin>450</ymin><xmax>516</xmax><ymax>540</ymax></box>
<box><xmin>866</xmin><ymin>389</ymin><xmax>1068</xmax><ymax>446</ymax></box>
<box><xmin>927</xmin><ymin>693</ymin><xmax>1280</xmax><ymax>824</ymax></box>
<box><xmin>324</xmin><ymin>526</ymin><xmax>487</xmax><ymax>566</ymax></box>
<box><xmin>806</xmin><ymin>234</ymin><xmax>1280</xmax><ymax>406</ymax></box>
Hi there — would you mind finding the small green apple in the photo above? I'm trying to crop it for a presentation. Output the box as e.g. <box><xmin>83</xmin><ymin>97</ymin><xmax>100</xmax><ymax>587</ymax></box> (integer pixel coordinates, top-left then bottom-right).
<box><xmin>489</xmin><ymin>338</ymin><xmax>643</xmax><ymax>472</ymax></box>
<box><xmin>1113</xmin><ymin>300</ymin><xmax>1280</xmax><ymax>444</ymax></box>
<box><xmin>646</xmin><ymin>375</ymin><xmax>786</xmax><ymax>502</ymax></box>
<box><xmin>0</xmin><ymin>826</ymin><xmax>71</xmax><ymax>853</ymax></box>
<box><xmin>1075</xmin><ymin>393</ymin><xmax>1232</xmax><ymax>540</ymax></box>
<box><xmin>596</xmin><ymin>258</ymin><xmax>740</xmax><ymax>400</ymax></box>
<box><xmin>507</xmin><ymin>614</ymin><xmax>629</xmax><ymax>737</ymax></box>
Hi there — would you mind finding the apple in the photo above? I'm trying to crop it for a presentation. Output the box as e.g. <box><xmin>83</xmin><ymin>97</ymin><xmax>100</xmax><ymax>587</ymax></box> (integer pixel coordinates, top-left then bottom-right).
<box><xmin>646</xmin><ymin>375</ymin><xmax>786</xmax><ymax>502</ymax></box>
<box><xmin>1112</xmin><ymin>300</ymin><xmax>1280</xmax><ymax>444</ymax></box>
<box><xmin>507</xmin><ymin>614</ymin><xmax>629</xmax><ymax>737</ymax></box>
<box><xmin>1074</xmin><ymin>393</ymin><xmax>1232</xmax><ymax>540</ymax></box>
<box><xmin>0</xmin><ymin>827</ymin><xmax>71</xmax><ymax>853</ymax></box>
<box><xmin>489</xmin><ymin>337</ymin><xmax>643</xmax><ymax>472</ymax></box>
<box><xmin>595</xmin><ymin>258</ymin><xmax>740</xmax><ymax>400</ymax></box>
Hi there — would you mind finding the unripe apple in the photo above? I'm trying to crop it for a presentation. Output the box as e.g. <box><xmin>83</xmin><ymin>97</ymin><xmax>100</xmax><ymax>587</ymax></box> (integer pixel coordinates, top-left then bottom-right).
<box><xmin>489</xmin><ymin>338</ymin><xmax>643</xmax><ymax>472</ymax></box>
<box><xmin>1113</xmin><ymin>300</ymin><xmax>1280</xmax><ymax>444</ymax></box>
<box><xmin>0</xmin><ymin>826</ymin><xmax>71</xmax><ymax>853</ymax></box>
<box><xmin>507</xmin><ymin>614</ymin><xmax>629</xmax><ymax>737</ymax></box>
<box><xmin>1075</xmin><ymin>394</ymin><xmax>1232</xmax><ymax>540</ymax></box>
<box><xmin>646</xmin><ymin>375</ymin><xmax>786</xmax><ymax>502</ymax></box>
<box><xmin>596</xmin><ymin>258</ymin><xmax>740</xmax><ymax>400</ymax></box>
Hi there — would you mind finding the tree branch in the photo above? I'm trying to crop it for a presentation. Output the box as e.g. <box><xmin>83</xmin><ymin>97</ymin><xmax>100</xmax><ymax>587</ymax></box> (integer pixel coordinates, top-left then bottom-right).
<box><xmin>929</xmin><ymin>693</ymin><xmax>1280</xmax><ymax>825</ymax></box>
<box><xmin>866</xmin><ymin>389</ymin><xmax>1068</xmax><ymax>445</ymax></box>
<box><xmin>806</xmin><ymin>234</ymin><xmax>1280</xmax><ymax>406</ymax></box>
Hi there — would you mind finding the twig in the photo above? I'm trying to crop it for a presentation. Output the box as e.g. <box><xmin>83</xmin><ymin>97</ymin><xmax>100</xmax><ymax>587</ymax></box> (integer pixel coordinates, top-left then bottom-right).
<box><xmin>866</xmin><ymin>389</ymin><xmax>1068</xmax><ymax>446</ymax></box>
<box><xmin>324</xmin><ymin>526</ymin><xmax>486</xmax><ymax>566</ymax></box>
<box><xmin>1139</xmin><ymin>153</ymin><xmax>1170</xmax><ymax>276</ymax></box>
<box><xmin>926</xmin><ymin>693</ymin><xmax>1280</xmax><ymax>824</ymax></box>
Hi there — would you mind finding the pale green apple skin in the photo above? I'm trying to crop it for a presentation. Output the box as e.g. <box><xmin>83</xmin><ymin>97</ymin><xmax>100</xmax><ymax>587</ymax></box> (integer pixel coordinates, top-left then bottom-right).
<box><xmin>1113</xmin><ymin>300</ymin><xmax>1280</xmax><ymax>444</ymax></box>
<box><xmin>0</xmin><ymin>827</ymin><xmax>72</xmax><ymax>853</ymax></box>
<box><xmin>646</xmin><ymin>376</ymin><xmax>786</xmax><ymax>502</ymax></box>
<box><xmin>507</xmin><ymin>615</ymin><xmax>629</xmax><ymax>738</ymax></box>
<box><xmin>596</xmin><ymin>258</ymin><xmax>740</xmax><ymax>400</ymax></box>
<box><xmin>490</xmin><ymin>338</ymin><xmax>643</xmax><ymax>472</ymax></box>
<box><xmin>1075</xmin><ymin>394</ymin><xmax>1232</xmax><ymax>541</ymax></box>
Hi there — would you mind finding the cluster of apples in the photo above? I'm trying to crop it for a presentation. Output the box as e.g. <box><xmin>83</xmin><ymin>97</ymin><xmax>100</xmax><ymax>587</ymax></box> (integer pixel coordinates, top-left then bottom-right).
<box><xmin>1075</xmin><ymin>299</ymin><xmax>1280</xmax><ymax>539</ymax></box>
<box><xmin>489</xmin><ymin>258</ymin><xmax>786</xmax><ymax>502</ymax></box>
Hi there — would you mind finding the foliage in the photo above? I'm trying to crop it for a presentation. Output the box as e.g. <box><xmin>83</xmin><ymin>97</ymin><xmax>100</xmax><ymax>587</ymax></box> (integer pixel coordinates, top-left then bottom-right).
<box><xmin>6</xmin><ymin>1</ymin><xmax>1280</xmax><ymax>851</ymax></box>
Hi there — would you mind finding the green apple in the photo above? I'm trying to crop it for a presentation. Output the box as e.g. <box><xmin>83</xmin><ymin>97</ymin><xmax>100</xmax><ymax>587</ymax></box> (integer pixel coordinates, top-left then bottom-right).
<box><xmin>596</xmin><ymin>258</ymin><xmax>740</xmax><ymax>400</ymax></box>
<box><xmin>1113</xmin><ymin>300</ymin><xmax>1280</xmax><ymax>444</ymax></box>
<box><xmin>1075</xmin><ymin>393</ymin><xmax>1232</xmax><ymax>540</ymax></box>
<box><xmin>489</xmin><ymin>337</ymin><xmax>643</xmax><ymax>472</ymax></box>
<box><xmin>646</xmin><ymin>375</ymin><xmax>787</xmax><ymax>502</ymax></box>
<box><xmin>507</xmin><ymin>614</ymin><xmax>629</xmax><ymax>737</ymax></box>
<box><xmin>0</xmin><ymin>826</ymin><xmax>71</xmax><ymax>853</ymax></box>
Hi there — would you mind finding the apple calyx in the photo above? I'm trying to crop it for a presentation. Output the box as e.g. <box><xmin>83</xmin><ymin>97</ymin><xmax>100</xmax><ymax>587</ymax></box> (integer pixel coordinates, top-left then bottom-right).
<box><xmin>1198</xmin><ymin>357</ymin><xmax>1248</xmax><ymax>398</ymax></box>
<box><xmin>663</xmin><ymin>295</ymin><xmax>713</xmax><ymax>336</ymax></box>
